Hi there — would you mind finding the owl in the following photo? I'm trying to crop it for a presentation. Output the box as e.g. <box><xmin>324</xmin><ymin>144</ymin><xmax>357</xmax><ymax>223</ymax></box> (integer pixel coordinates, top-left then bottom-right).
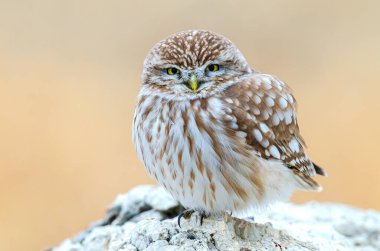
<box><xmin>133</xmin><ymin>30</ymin><xmax>326</xmax><ymax>223</ymax></box>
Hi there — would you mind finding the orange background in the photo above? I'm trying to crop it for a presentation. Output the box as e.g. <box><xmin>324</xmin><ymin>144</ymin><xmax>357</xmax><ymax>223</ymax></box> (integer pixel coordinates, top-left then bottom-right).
<box><xmin>1</xmin><ymin>1</ymin><xmax>379</xmax><ymax>250</ymax></box>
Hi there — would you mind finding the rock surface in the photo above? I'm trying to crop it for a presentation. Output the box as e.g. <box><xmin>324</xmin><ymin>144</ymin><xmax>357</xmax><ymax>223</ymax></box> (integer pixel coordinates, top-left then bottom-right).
<box><xmin>52</xmin><ymin>185</ymin><xmax>380</xmax><ymax>251</ymax></box>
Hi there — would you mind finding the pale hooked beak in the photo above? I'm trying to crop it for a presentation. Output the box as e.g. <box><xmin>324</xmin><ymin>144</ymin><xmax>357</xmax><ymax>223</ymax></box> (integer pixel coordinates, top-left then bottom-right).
<box><xmin>187</xmin><ymin>75</ymin><xmax>198</xmax><ymax>93</ymax></box>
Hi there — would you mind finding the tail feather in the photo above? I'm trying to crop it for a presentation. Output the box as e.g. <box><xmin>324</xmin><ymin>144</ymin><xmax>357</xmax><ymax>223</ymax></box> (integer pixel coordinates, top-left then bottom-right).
<box><xmin>313</xmin><ymin>162</ymin><xmax>328</xmax><ymax>176</ymax></box>
<box><xmin>292</xmin><ymin>170</ymin><xmax>323</xmax><ymax>192</ymax></box>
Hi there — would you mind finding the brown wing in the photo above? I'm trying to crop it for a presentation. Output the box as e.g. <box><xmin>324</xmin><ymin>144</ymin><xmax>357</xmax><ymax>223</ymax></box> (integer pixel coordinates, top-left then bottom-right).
<box><xmin>220</xmin><ymin>73</ymin><xmax>326</xmax><ymax>190</ymax></box>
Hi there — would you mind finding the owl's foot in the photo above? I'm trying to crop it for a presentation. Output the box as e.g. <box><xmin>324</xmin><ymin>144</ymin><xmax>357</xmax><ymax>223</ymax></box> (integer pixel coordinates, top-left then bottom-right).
<box><xmin>177</xmin><ymin>209</ymin><xmax>207</xmax><ymax>228</ymax></box>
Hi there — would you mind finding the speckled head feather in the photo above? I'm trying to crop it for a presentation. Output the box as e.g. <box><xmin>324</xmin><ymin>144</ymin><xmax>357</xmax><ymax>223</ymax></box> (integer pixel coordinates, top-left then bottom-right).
<box><xmin>143</xmin><ymin>30</ymin><xmax>251</xmax><ymax>70</ymax></box>
<box><xmin>157</xmin><ymin>30</ymin><xmax>246</xmax><ymax>68</ymax></box>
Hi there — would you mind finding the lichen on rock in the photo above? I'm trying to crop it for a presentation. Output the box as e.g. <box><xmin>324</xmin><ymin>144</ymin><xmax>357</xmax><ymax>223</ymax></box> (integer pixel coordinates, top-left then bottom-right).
<box><xmin>52</xmin><ymin>185</ymin><xmax>380</xmax><ymax>251</ymax></box>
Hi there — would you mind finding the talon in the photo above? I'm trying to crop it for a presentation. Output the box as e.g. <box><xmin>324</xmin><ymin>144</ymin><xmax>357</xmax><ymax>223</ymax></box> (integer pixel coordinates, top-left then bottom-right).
<box><xmin>177</xmin><ymin>211</ymin><xmax>184</xmax><ymax>228</ymax></box>
<box><xmin>198</xmin><ymin>210</ymin><xmax>209</xmax><ymax>226</ymax></box>
<box><xmin>178</xmin><ymin>209</ymin><xmax>194</xmax><ymax>228</ymax></box>
<box><xmin>200</xmin><ymin>214</ymin><xmax>204</xmax><ymax>226</ymax></box>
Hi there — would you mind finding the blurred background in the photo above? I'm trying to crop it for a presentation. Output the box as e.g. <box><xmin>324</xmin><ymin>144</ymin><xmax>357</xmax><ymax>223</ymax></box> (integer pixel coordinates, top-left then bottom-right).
<box><xmin>1</xmin><ymin>1</ymin><xmax>379</xmax><ymax>250</ymax></box>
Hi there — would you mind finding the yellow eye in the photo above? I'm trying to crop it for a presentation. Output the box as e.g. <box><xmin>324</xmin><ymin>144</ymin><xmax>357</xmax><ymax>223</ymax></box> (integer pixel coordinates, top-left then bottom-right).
<box><xmin>206</xmin><ymin>64</ymin><xmax>220</xmax><ymax>72</ymax></box>
<box><xmin>166</xmin><ymin>67</ymin><xmax>180</xmax><ymax>75</ymax></box>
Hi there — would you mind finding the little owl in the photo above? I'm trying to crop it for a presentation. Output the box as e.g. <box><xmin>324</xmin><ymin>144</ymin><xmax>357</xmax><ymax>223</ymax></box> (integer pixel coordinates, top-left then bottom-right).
<box><xmin>133</xmin><ymin>30</ymin><xmax>326</xmax><ymax>224</ymax></box>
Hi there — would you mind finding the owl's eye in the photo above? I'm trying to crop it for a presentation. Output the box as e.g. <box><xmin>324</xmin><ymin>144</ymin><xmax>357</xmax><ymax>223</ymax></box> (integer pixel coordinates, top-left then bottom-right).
<box><xmin>166</xmin><ymin>67</ymin><xmax>180</xmax><ymax>75</ymax></box>
<box><xmin>206</xmin><ymin>64</ymin><xmax>220</xmax><ymax>72</ymax></box>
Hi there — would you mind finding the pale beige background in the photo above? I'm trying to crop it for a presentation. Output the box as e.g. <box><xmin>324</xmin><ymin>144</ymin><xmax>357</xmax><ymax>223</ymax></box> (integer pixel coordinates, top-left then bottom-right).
<box><xmin>1</xmin><ymin>1</ymin><xmax>379</xmax><ymax>250</ymax></box>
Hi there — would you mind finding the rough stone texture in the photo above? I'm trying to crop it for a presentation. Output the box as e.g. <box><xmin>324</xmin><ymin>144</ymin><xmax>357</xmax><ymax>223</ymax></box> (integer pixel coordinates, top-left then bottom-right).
<box><xmin>52</xmin><ymin>185</ymin><xmax>380</xmax><ymax>251</ymax></box>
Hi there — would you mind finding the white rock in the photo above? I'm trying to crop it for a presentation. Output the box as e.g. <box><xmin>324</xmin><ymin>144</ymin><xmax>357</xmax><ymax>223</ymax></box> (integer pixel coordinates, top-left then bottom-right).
<box><xmin>52</xmin><ymin>185</ymin><xmax>380</xmax><ymax>251</ymax></box>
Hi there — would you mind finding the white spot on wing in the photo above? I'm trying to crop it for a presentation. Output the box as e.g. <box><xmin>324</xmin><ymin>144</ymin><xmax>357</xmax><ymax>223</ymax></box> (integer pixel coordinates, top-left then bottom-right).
<box><xmin>236</xmin><ymin>131</ymin><xmax>247</xmax><ymax>138</ymax></box>
<box><xmin>284</xmin><ymin>110</ymin><xmax>292</xmax><ymax>125</ymax></box>
<box><xmin>289</xmin><ymin>160</ymin><xmax>296</xmax><ymax>166</ymax></box>
<box><xmin>259</xmin><ymin>123</ymin><xmax>270</xmax><ymax>134</ymax></box>
<box><xmin>265</xmin><ymin>97</ymin><xmax>275</xmax><ymax>107</ymax></box>
<box><xmin>274</xmin><ymin>80</ymin><xmax>283</xmax><ymax>91</ymax></box>
<box><xmin>253</xmin><ymin>95</ymin><xmax>261</xmax><ymax>104</ymax></box>
<box><xmin>289</xmin><ymin>138</ymin><xmax>300</xmax><ymax>152</ymax></box>
<box><xmin>230</xmin><ymin>122</ymin><xmax>239</xmax><ymax>129</ymax></box>
<box><xmin>272</xmin><ymin>114</ymin><xmax>280</xmax><ymax>125</ymax></box>
<box><xmin>287</xmin><ymin>94</ymin><xmax>294</xmax><ymax>104</ymax></box>
<box><xmin>269</xmin><ymin>145</ymin><xmax>281</xmax><ymax>159</ymax></box>
<box><xmin>253</xmin><ymin>129</ymin><xmax>263</xmax><ymax>142</ymax></box>
<box><xmin>262</xmin><ymin>77</ymin><xmax>272</xmax><ymax>90</ymax></box>
<box><xmin>225</xmin><ymin>98</ymin><xmax>234</xmax><ymax>104</ymax></box>
<box><xmin>225</xmin><ymin>115</ymin><xmax>234</xmax><ymax>121</ymax></box>
<box><xmin>278</xmin><ymin>97</ymin><xmax>287</xmax><ymax>109</ymax></box>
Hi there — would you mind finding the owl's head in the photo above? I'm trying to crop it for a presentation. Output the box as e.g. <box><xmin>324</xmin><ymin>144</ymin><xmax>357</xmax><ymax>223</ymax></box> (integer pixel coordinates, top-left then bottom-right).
<box><xmin>141</xmin><ymin>30</ymin><xmax>252</xmax><ymax>99</ymax></box>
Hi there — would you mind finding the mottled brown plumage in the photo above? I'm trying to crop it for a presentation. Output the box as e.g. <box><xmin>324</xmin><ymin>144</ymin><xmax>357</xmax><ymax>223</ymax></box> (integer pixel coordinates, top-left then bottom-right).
<box><xmin>133</xmin><ymin>30</ymin><xmax>326</xmax><ymax>215</ymax></box>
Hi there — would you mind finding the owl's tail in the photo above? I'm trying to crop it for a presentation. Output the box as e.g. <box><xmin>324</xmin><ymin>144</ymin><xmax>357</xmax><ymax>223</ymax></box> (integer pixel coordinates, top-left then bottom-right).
<box><xmin>292</xmin><ymin>170</ymin><xmax>324</xmax><ymax>192</ymax></box>
<box><xmin>313</xmin><ymin>162</ymin><xmax>328</xmax><ymax>177</ymax></box>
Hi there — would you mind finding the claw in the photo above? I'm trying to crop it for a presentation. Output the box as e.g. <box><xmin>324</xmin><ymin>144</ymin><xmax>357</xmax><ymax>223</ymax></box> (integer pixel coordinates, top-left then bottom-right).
<box><xmin>177</xmin><ymin>211</ymin><xmax>185</xmax><ymax>228</ymax></box>
<box><xmin>177</xmin><ymin>209</ymin><xmax>194</xmax><ymax>228</ymax></box>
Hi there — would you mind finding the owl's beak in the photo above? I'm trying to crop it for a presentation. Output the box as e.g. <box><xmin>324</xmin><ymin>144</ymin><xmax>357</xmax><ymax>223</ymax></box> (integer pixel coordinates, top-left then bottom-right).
<box><xmin>187</xmin><ymin>75</ymin><xmax>198</xmax><ymax>93</ymax></box>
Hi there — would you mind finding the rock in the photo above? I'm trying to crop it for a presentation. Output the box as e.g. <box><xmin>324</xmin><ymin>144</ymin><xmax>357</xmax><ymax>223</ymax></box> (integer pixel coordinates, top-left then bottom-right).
<box><xmin>52</xmin><ymin>185</ymin><xmax>380</xmax><ymax>251</ymax></box>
